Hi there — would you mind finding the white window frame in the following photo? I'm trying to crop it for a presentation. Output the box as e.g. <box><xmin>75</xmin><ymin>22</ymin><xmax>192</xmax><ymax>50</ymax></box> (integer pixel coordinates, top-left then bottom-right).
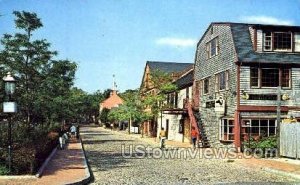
<box><xmin>206</xmin><ymin>37</ymin><xmax>219</xmax><ymax>59</ymax></box>
<box><xmin>219</xmin><ymin>119</ymin><xmax>235</xmax><ymax>141</ymax></box>
<box><xmin>294</xmin><ymin>32</ymin><xmax>300</xmax><ymax>52</ymax></box>
<box><xmin>263</xmin><ymin>31</ymin><xmax>294</xmax><ymax>52</ymax></box>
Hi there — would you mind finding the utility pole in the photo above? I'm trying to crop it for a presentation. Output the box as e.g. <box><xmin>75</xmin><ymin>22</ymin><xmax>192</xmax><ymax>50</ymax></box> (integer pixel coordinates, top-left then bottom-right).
<box><xmin>276</xmin><ymin>86</ymin><xmax>281</xmax><ymax>156</ymax></box>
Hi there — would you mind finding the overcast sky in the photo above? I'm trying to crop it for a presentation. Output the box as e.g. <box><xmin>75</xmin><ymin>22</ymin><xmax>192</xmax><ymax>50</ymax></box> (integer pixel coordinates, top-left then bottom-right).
<box><xmin>0</xmin><ymin>0</ymin><xmax>299</xmax><ymax>93</ymax></box>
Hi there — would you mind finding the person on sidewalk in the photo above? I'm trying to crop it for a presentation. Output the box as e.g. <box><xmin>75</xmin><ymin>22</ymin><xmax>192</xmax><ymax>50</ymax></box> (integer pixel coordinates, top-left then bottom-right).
<box><xmin>159</xmin><ymin>127</ymin><xmax>167</xmax><ymax>149</ymax></box>
<box><xmin>191</xmin><ymin>127</ymin><xmax>198</xmax><ymax>149</ymax></box>
<box><xmin>70</xmin><ymin>125</ymin><xmax>77</xmax><ymax>138</ymax></box>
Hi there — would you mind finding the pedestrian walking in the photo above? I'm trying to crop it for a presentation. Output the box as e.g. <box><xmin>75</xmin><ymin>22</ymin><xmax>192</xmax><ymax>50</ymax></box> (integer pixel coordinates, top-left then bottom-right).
<box><xmin>191</xmin><ymin>127</ymin><xmax>198</xmax><ymax>149</ymax></box>
<box><xmin>159</xmin><ymin>127</ymin><xmax>167</xmax><ymax>149</ymax></box>
<box><xmin>70</xmin><ymin>125</ymin><xmax>76</xmax><ymax>138</ymax></box>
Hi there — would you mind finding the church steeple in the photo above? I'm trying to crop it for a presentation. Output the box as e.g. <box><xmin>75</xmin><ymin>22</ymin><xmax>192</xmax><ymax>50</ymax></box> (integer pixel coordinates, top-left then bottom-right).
<box><xmin>112</xmin><ymin>74</ymin><xmax>117</xmax><ymax>91</ymax></box>
<box><xmin>110</xmin><ymin>74</ymin><xmax>118</xmax><ymax>96</ymax></box>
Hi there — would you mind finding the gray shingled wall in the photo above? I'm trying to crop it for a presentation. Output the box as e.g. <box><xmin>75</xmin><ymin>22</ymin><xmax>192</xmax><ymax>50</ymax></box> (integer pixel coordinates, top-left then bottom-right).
<box><xmin>194</xmin><ymin>24</ymin><xmax>238</xmax><ymax>148</ymax></box>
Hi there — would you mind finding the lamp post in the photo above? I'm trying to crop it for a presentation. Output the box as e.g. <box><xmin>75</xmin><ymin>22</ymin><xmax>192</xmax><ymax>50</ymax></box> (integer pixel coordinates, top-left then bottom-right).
<box><xmin>3</xmin><ymin>72</ymin><xmax>17</xmax><ymax>174</ymax></box>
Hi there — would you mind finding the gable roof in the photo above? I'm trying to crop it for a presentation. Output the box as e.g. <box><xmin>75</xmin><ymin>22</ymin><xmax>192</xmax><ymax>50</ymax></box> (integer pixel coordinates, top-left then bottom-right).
<box><xmin>175</xmin><ymin>69</ymin><xmax>193</xmax><ymax>89</ymax></box>
<box><xmin>147</xmin><ymin>61</ymin><xmax>193</xmax><ymax>74</ymax></box>
<box><xmin>139</xmin><ymin>61</ymin><xmax>193</xmax><ymax>91</ymax></box>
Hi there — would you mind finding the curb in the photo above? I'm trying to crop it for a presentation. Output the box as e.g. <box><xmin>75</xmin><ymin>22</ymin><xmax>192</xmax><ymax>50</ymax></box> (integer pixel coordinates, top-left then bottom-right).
<box><xmin>263</xmin><ymin>167</ymin><xmax>300</xmax><ymax>180</ymax></box>
<box><xmin>0</xmin><ymin>175</ymin><xmax>36</xmax><ymax>180</ymax></box>
<box><xmin>35</xmin><ymin>145</ymin><xmax>58</xmax><ymax>178</ymax></box>
<box><xmin>66</xmin><ymin>138</ymin><xmax>91</xmax><ymax>185</ymax></box>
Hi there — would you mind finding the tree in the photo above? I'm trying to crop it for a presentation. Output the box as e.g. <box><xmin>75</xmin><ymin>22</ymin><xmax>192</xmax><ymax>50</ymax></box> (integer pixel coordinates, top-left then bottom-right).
<box><xmin>108</xmin><ymin>89</ymin><xmax>150</xmax><ymax>133</ymax></box>
<box><xmin>0</xmin><ymin>11</ymin><xmax>77</xmax><ymax>125</ymax></box>
<box><xmin>142</xmin><ymin>70</ymin><xmax>177</xmax><ymax>117</ymax></box>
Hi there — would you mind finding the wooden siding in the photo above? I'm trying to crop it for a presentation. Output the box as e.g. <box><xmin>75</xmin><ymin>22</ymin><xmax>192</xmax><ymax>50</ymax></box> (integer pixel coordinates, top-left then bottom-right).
<box><xmin>256</xmin><ymin>30</ymin><xmax>263</xmax><ymax>52</ymax></box>
<box><xmin>280</xmin><ymin>123</ymin><xmax>300</xmax><ymax>159</ymax></box>
<box><xmin>240</xmin><ymin>66</ymin><xmax>300</xmax><ymax>106</ymax></box>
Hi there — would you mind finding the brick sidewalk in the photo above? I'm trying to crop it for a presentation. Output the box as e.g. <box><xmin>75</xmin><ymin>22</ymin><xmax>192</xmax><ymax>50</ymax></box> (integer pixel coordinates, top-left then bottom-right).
<box><xmin>237</xmin><ymin>157</ymin><xmax>300</xmax><ymax>179</ymax></box>
<box><xmin>0</xmin><ymin>139</ymin><xmax>89</xmax><ymax>185</ymax></box>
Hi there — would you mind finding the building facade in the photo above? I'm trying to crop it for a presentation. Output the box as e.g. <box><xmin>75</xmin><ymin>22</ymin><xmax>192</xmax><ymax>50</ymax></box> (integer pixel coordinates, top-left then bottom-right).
<box><xmin>140</xmin><ymin>61</ymin><xmax>193</xmax><ymax>137</ymax></box>
<box><xmin>157</xmin><ymin>68</ymin><xmax>193</xmax><ymax>143</ymax></box>
<box><xmin>194</xmin><ymin>22</ymin><xmax>300</xmax><ymax>150</ymax></box>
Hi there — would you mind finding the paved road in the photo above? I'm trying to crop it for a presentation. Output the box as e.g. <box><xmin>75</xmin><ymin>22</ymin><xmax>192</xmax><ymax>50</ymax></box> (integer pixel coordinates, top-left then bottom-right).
<box><xmin>81</xmin><ymin>126</ymin><xmax>297</xmax><ymax>185</ymax></box>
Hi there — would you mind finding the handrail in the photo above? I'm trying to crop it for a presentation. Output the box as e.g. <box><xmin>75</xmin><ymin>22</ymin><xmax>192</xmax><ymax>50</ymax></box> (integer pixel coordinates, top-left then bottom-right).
<box><xmin>184</xmin><ymin>98</ymin><xmax>200</xmax><ymax>135</ymax></box>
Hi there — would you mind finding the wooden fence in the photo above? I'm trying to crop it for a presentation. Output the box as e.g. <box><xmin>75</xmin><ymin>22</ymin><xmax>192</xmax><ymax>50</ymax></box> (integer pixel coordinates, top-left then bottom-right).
<box><xmin>280</xmin><ymin>122</ymin><xmax>300</xmax><ymax>158</ymax></box>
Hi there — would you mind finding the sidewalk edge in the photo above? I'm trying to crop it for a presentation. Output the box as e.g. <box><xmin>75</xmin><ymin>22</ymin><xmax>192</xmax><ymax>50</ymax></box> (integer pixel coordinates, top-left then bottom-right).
<box><xmin>263</xmin><ymin>167</ymin><xmax>300</xmax><ymax>180</ymax></box>
<box><xmin>67</xmin><ymin>138</ymin><xmax>91</xmax><ymax>185</ymax></box>
<box><xmin>35</xmin><ymin>145</ymin><xmax>58</xmax><ymax>178</ymax></box>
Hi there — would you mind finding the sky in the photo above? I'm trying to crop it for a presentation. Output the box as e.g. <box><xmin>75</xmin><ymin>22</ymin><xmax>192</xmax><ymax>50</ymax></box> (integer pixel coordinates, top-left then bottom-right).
<box><xmin>0</xmin><ymin>0</ymin><xmax>299</xmax><ymax>93</ymax></box>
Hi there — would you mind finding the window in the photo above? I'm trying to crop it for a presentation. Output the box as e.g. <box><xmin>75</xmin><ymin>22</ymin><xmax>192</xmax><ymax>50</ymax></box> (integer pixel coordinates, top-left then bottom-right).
<box><xmin>204</xmin><ymin>78</ymin><xmax>210</xmax><ymax>94</ymax></box>
<box><xmin>219</xmin><ymin>71</ymin><xmax>226</xmax><ymax>90</ymax></box>
<box><xmin>215</xmin><ymin>71</ymin><xmax>229</xmax><ymax>91</ymax></box>
<box><xmin>294</xmin><ymin>33</ymin><xmax>300</xmax><ymax>52</ymax></box>
<box><xmin>179</xmin><ymin>119</ymin><xmax>184</xmax><ymax>134</ymax></box>
<box><xmin>250</xmin><ymin>67</ymin><xmax>259</xmax><ymax>87</ymax></box>
<box><xmin>241</xmin><ymin>119</ymin><xmax>277</xmax><ymax>141</ymax></box>
<box><xmin>186</xmin><ymin>87</ymin><xmax>189</xmax><ymax>99</ymax></box>
<box><xmin>220</xmin><ymin>119</ymin><xmax>234</xmax><ymax>141</ymax></box>
<box><xmin>206</xmin><ymin>37</ymin><xmax>219</xmax><ymax>59</ymax></box>
<box><xmin>250</xmin><ymin>68</ymin><xmax>291</xmax><ymax>88</ymax></box>
<box><xmin>261</xmin><ymin>68</ymin><xmax>279</xmax><ymax>87</ymax></box>
<box><xmin>274</xmin><ymin>32</ymin><xmax>292</xmax><ymax>51</ymax></box>
<box><xmin>282</xmin><ymin>68</ymin><xmax>291</xmax><ymax>88</ymax></box>
<box><xmin>263</xmin><ymin>31</ymin><xmax>294</xmax><ymax>52</ymax></box>
<box><xmin>264</xmin><ymin>32</ymin><xmax>272</xmax><ymax>51</ymax></box>
<box><xmin>174</xmin><ymin>92</ymin><xmax>178</xmax><ymax>108</ymax></box>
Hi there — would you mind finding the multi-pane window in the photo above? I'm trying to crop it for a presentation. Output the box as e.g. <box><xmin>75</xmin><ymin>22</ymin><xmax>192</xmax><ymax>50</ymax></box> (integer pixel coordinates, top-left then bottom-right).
<box><xmin>274</xmin><ymin>32</ymin><xmax>292</xmax><ymax>51</ymax></box>
<box><xmin>264</xmin><ymin>32</ymin><xmax>272</xmax><ymax>51</ymax></box>
<box><xmin>263</xmin><ymin>31</ymin><xmax>295</xmax><ymax>52</ymax></box>
<box><xmin>294</xmin><ymin>33</ymin><xmax>300</xmax><ymax>52</ymax></box>
<box><xmin>250</xmin><ymin>68</ymin><xmax>291</xmax><ymax>88</ymax></box>
<box><xmin>206</xmin><ymin>37</ymin><xmax>219</xmax><ymax>59</ymax></box>
<box><xmin>220</xmin><ymin>119</ymin><xmax>234</xmax><ymax>141</ymax></box>
<box><xmin>215</xmin><ymin>71</ymin><xmax>229</xmax><ymax>91</ymax></box>
<box><xmin>261</xmin><ymin>68</ymin><xmax>279</xmax><ymax>87</ymax></box>
<box><xmin>241</xmin><ymin>119</ymin><xmax>277</xmax><ymax>141</ymax></box>
<box><xmin>204</xmin><ymin>78</ymin><xmax>210</xmax><ymax>94</ymax></box>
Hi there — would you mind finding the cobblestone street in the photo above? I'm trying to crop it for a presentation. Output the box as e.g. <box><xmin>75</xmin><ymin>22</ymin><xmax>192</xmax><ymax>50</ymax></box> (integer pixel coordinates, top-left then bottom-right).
<box><xmin>81</xmin><ymin>126</ymin><xmax>298</xmax><ymax>185</ymax></box>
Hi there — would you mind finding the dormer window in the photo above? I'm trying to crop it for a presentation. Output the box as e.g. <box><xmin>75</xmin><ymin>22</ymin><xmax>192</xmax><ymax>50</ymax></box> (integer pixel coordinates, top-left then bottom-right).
<box><xmin>294</xmin><ymin>33</ymin><xmax>300</xmax><ymax>52</ymax></box>
<box><xmin>262</xmin><ymin>31</ymin><xmax>298</xmax><ymax>52</ymax></box>
<box><xmin>274</xmin><ymin>32</ymin><xmax>292</xmax><ymax>51</ymax></box>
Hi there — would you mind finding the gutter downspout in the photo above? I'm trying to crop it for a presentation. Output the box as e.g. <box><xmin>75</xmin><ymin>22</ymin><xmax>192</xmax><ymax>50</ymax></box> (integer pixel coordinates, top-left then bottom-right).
<box><xmin>234</xmin><ymin>62</ymin><xmax>241</xmax><ymax>152</ymax></box>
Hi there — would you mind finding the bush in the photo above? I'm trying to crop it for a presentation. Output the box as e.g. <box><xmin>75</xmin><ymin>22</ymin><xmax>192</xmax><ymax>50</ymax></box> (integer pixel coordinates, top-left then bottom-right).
<box><xmin>0</xmin><ymin>164</ymin><xmax>9</xmax><ymax>175</ymax></box>
<box><xmin>243</xmin><ymin>136</ymin><xmax>277</xmax><ymax>149</ymax></box>
<box><xmin>0</xmin><ymin>122</ymin><xmax>60</xmax><ymax>175</ymax></box>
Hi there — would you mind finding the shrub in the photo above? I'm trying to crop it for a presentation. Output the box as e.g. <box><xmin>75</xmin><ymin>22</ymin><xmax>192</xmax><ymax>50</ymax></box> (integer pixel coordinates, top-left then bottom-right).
<box><xmin>0</xmin><ymin>164</ymin><xmax>9</xmax><ymax>175</ymax></box>
<box><xmin>0</xmin><ymin>122</ymin><xmax>60</xmax><ymax>174</ymax></box>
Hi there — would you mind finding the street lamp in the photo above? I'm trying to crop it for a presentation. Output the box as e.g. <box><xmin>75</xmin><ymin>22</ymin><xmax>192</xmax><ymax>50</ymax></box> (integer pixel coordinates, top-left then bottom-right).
<box><xmin>3</xmin><ymin>72</ymin><xmax>17</xmax><ymax>174</ymax></box>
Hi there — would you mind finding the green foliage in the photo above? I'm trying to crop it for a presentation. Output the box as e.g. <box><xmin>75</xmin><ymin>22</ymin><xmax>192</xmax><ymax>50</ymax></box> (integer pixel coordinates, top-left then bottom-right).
<box><xmin>243</xmin><ymin>136</ymin><xmax>277</xmax><ymax>149</ymax></box>
<box><xmin>100</xmin><ymin>108</ymin><xmax>110</xmax><ymax>124</ymax></box>
<box><xmin>0</xmin><ymin>164</ymin><xmax>9</xmax><ymax>175</ymax></box>
<box><xmin>0</xmin><ymin>11</ymin><xmax>77</xmax><ymax>125</ymax></box>
<box><xmin>141</xmin><ymin>70</ymin><xmax>177</xmax><ymax>118</ymax></box>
